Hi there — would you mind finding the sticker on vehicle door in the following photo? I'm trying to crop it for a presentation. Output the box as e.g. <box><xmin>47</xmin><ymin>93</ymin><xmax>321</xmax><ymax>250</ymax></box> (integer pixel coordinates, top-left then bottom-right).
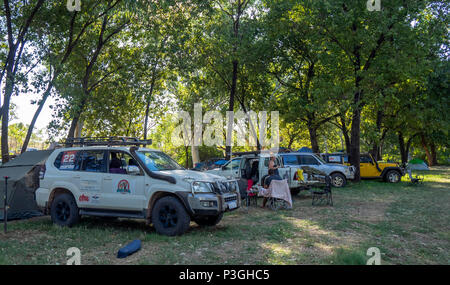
<box><xmin>80</xmin><ymin>179</ymin><xmax>100</xmax><ymax>191</ymax></box>
<box><xmin>117</xmin><ymin>179</ymin><xmax>131</xmax><ymax>194</ymax></box>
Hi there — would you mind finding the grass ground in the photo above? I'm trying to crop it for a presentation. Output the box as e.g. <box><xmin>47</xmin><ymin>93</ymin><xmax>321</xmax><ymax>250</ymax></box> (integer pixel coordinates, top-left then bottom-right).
<box><xmin>0</xmin><ymin>166</ymin><xmax>449</xmax><ymax>265</ymax></box>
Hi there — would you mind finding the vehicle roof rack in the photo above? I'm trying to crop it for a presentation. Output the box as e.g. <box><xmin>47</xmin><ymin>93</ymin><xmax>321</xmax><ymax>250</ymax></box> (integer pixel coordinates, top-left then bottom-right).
<box><xmin>61</xmin><ymin>137</ymin><xmax>152</xmax><ymax>147</ymax></box>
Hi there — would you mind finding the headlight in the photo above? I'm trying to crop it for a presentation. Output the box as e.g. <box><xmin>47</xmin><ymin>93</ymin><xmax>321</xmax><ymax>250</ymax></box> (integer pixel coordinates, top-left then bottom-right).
<box><xmin>230</xmin><ymin>181</ymin><xmax>239</xmax><ymax>192</ymax></box>
<box><xmin>192</xmin><ymin>181</ymin><xmax>213</xmax><ymax>193</ymax></box>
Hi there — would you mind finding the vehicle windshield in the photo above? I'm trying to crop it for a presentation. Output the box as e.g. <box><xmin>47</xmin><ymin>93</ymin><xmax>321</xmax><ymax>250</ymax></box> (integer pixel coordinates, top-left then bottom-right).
<box><xmin>313</xmin><ymin>154</ymin><xmax>327</xmax><ymax>164</ymax></box>
<box><xmin>136</xmin><ymin>151</ymin><xmax>183</xmax><ymax>171</ymax></box>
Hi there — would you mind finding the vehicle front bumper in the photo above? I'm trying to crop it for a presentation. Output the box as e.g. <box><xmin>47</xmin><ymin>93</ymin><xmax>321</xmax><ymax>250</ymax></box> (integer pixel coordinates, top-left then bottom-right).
<box><xmin>187</xmin><ymin>192</ymin><xmax>240</xmax><ymax>217</ymax></box>
<box><xmin>176</xmin><ymin>179</ymin><xmax>241</xmax><ymax>217</ymax></box>
<box><xmin>347</xmin><ymin>166</ymin><xmax>356</xmax><ymax>180</ymax></box>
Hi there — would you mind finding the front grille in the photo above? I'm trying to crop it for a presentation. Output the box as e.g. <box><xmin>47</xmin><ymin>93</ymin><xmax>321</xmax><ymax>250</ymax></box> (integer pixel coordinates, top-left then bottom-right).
<box><xmin>224</xmin><ymin>196</ymin><xmax>237</xmax><ymax>202</ymax></box>
<box><xmin>212</xmin><ymin>181</ymin><xmax>235</xmax><ymax>194</ymax></box>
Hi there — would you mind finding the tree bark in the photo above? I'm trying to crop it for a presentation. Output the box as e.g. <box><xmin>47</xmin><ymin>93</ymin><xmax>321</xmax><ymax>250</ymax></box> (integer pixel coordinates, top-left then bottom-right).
<box><xmin>398</xmin><ymin>131</ymin><xmax>407</xmax><ymax>165</ymax></box>
<box><xmin>20</xmin><ymin>81</ymin><xmax>53</xmax><ymax>153</ymax></box>
<box><xmin>143</xmin><ymin>68</ymin><xmax>157</xmax><ymax>140</ymax></box>
<box><xmin>184</xmin><ymin>145</ymin><xmax>190</xmax><ymax>168</ymax></box>
<box><xmin>430</xmin><ymin>141</ymin><xmax>438</xmax><ymax>166</ymax></box>
<box><xmin>1</xmin><ymin>0</ymin><xmax>45</xmax><ymax>162</ymax></box>
<box><xmin>420</xmin><ymin>134</ymin><xmax>433</xmax><ymax>166</ymax></box>
<box><xmin>191</xmin><ymin>145</ymin><xmax>200</xmax><ymax>166</ymax></box>
<box><xmin>225</xmin><ymin>59</ymin><xmax>238</xmax><ymax>160</ymax></box>
<box><xmin>307</xmin><ymin>124</ymin><xmax>320</xmax><ymax>153</ymax></box>
<box><xmin>339</xmin><ymin>115</ymin><xmax>351</xmax><ymax>154</ymax></box>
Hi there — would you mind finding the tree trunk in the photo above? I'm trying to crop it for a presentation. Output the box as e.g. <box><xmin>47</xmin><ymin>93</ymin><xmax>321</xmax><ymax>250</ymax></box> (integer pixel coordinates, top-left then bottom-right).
<box><xmin>339</xmin><ymin>115</ymin><xmax>351</xmax><ymax>154</ymax></box>
<box><xmin>1</xmin><ymin>65</ymin><xmax>14</xmax><ymax>163</ymax></box>
<box><xmin>398</xmin><ymin>132</ymin><xmax>408</xmax><ymax>165</ymax></box>
<box><xmin>74</xmin><ymin>119</ymin><xmax>83</xmax><ymax>138</ymax></box>
<box><xmin>20</xmin><ymin>82</ymin><xmax>53</xmax><ymax>153</ymax></box>
<box><xmin>307</xmin><ymin>124</ymin><xmax>320</xmax><ymax>153</ymax></box>
<box><xmin>420</xmin><ymin>134</ymin><xmax>433</xmax><ymax>166</ymax></box>
<box><xmin>430</xmin><ymin>141</ymin><xmax>438</xmax><ymax>166</ymax></box>
<box><xmin>184</xmin><ymin>146</ymin><xmax>190</xmax><ymax>168</ymax></box>
<box><xmin>225</xmin><ymin>59</ymin><xmax>238</xmax><ymax>160</ymax></box>
<box><xmin>191</xmin><ymin>145</ymin><xmax>200</xmax><ymax>166</ymax></box>
<box><xmin>143</xmin><ymin>64</ymin><xmax>157</xmax><ymax>140</ymax></box>
<box><xmin>67</xmin><ymin>114</ymin><xmax>80</xmax><ymax>140</ymax></box>
<box><xmin>350</xmin><ymin>109</ymin><xmax>361</xmax><ymax>182</ymax></box>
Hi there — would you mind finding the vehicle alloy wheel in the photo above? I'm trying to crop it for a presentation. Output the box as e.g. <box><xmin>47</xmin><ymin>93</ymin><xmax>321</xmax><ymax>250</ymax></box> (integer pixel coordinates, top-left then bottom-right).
<box><xmin>387</xmin><ymin>170</ymin><xmax>400</xmax><ymax>183</ymax></box>
<box><xmin>50</xmin><ymin>193</ymin><xmax>80</xmax><ymax>227</ymax></box>
<box><xmin>151</xmin><ymin>196</ymin><xmax>190</xmax><ymax>236</ymax></box>
<box><xmin>159</xmin><ymin>205</ymin><xmax>179</xmax><ymax>228</ymax></box>
<box><xmin>55</xmin><ymin>201</ymin><xmax>71</xmax><ymax>222</ymax></box>
<box><xmin>331</xmin><ymin>173</ymin><xmax>346</xmax><ymax>188</ymax></box>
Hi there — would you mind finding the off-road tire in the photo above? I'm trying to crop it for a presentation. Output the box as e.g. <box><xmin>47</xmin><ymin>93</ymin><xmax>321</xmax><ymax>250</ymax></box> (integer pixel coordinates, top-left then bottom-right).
<box><xmin>331</xmin><ymin>173</ymin><xmax>347</xmax><ymax>188</ymax></box>
<box><xmin>194</xmin><ymin>213</ymin><xmax>223</xmax><ymax>226</ymax></box>
<box><xmin>385</xmin><ymin>170</ymin><xmax>401</xmax><ymax>183</ymax></box>
<box><xmin>50</xmin><ymin>193</ymin><xmax>80</xmax><ymax>227</ymax></box>
<box><xmin>151</xmin><ymin>196</ymin><xmax>190</xmax><ymax>236</ymax></box>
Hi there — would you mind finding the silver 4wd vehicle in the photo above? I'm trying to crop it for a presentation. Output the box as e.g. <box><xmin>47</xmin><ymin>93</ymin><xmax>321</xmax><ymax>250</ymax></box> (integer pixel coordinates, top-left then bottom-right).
<box><xmin>279</xmin><ymin>152</ymin><xmax>355</xmax><ymax>188</ymax></box>
<box><xmin>205</xmin><ymin>151</ymin><xmax>303</xmax><ymax>195</ymax></box>
<box><xmin>35</xmin><ymin>138</ymin><xmax>240</xmax><ymax>236</ymax></box>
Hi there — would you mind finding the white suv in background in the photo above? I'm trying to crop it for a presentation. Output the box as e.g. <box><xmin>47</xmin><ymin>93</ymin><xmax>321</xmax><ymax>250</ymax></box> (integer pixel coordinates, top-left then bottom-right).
<box><xmin>36</xmin><ymin>138</ymin><xmax>240</xmax><ymax>236</ymax></box>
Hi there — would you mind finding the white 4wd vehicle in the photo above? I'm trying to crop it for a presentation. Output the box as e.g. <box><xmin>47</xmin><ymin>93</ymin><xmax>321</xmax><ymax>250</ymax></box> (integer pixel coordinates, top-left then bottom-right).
<box><xmin>280</xmin><ymin>152</ymin><xmax>355</xmax><ymax>187</ymax></box>
<box><xmin>206</xmin><ymin>152</ymin><xmax>303</xmax><ymax>195</ymax></box>
<box><xmin>36</xmin><ymin>139</ymin><xmax>240</xmax><ymax>236</ymax></box>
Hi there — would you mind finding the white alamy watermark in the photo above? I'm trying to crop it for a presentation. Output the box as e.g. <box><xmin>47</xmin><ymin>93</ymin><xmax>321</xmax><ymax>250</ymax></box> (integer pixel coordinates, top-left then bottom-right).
<box><xmin>367</xmin><ymin>0</ymin><xmax>381</xmax><ymax>11</ymax></box>
<box><xmin>67</xmin><ymin>0</ymin><xmax>81</xmax><ymax>12</ymax></box>
<box><xmin>366</xmin><ymin>247</ymin><xmax>381</xmax><ymax>265</ymax></box>
<box><xmin>66</xmin><ymin>247</ymin><xmax>81</xmax><ymax>265</ymax></box>
<box><xmin>171</xmin><ymin>103</ymin><xmax>279</xmax><ymax>151</ymax></box>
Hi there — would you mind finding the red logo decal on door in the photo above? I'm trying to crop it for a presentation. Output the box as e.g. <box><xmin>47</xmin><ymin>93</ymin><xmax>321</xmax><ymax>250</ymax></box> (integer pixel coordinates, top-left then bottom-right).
<box><xmin>117</xmin><ymin>179</ymin><xmax>130</xmax><ymax>194</ymax></box>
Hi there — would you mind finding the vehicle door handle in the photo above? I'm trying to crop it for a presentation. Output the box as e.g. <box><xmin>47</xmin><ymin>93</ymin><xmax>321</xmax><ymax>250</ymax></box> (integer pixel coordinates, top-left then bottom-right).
<box><xmin>73</xmin><ymin>175</ymin><xmax>80</xmax><ymax>179</ymax></box>
<box><xmin>104</xmin><ymin>176</ymin><xmax>112</xmax><ymax>181</ymax></box>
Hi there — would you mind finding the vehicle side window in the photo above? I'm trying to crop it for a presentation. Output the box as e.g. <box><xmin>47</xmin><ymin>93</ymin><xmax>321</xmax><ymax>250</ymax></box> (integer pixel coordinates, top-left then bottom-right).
<box><xmin>300</xmin><ymin>155</ymin><xmax>320</xmax><ymax>165</ymax></box>
<box><xmin>283</xmin><ymin>156</ymin><xmax>299</xmax><ymax>166</ymax></box>
<box><xmin>223</xmin><ymin>158</ymin><xmax>241</xmax><ymax>170</ymax></box>
<box><xmin>343</xmin><ymin>156</ymin><xmax>349</xmax><ymax>163</ymax></box>
<box><xmin>54</xmin><ymin>150</ymin><xmax>82</xmax><ymax>171</ymax></box>
<box><xmin>109</xmin><ymin>151</ymin><xmax>141</xmax><ymax>175</ymax></box>
<box><xmin>360</xmin><ymin>155</ymin><xmax>372</xmax><ymax>163</ymax></box>
<box><xmin>231</xmin><ymin>159</ymin><xmax>241</xmax><ymax>170</ymax></box>
<box><xmin>80</xmin><ymin>150</ymin><xmax>107</xmax><ymax>173</ymax></box>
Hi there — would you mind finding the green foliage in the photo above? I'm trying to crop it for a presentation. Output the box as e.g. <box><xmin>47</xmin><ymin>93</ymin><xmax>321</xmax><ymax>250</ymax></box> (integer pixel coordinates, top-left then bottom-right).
<box><xmin>1</xmin><ymin>0</ymin><xmax>448</xmax><ymax>166</ymax></box>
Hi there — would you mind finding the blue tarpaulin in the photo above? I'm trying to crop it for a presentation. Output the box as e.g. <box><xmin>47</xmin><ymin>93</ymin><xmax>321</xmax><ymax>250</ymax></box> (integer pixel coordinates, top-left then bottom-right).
<box><xmin>297</xmin><ymin>147</ymin><xmax>313</xmax><ymax>153</ymax></box>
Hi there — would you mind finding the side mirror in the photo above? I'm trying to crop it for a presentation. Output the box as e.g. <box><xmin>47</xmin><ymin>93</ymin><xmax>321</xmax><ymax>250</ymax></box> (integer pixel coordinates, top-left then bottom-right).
<box><xmin>127</xmin><ymin>165</ymin><xmax>141</xmax><ymax>175</ymax></box>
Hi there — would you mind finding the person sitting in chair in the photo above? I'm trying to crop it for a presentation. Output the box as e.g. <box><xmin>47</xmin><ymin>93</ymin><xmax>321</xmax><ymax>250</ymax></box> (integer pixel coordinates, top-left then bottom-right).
<box><xmin>261</xmin><ymin>168</ymin><xmax>282</xmax><ymax>208</ymax></box>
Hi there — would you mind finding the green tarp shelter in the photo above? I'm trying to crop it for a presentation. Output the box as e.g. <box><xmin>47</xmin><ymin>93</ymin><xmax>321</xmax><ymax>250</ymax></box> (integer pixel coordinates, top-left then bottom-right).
<box><xmin>0</xmin><ymin>150</ymin><xmax>54</xmax><ymax>220</ymax></box>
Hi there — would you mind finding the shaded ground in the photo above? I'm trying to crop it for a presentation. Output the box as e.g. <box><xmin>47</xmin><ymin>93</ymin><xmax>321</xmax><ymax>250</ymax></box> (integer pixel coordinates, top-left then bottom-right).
<box><xmin>0</xmin><ymin>166</ymin><xmax>449</xmax><ymax>265</ymax></box>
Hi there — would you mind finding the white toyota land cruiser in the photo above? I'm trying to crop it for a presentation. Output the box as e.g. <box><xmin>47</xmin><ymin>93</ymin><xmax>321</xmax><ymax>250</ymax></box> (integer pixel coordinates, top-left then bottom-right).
<box><xmin>36</xmin><ymin>138</ymin><xmax>240</xmax><ymax>236</ymax></box>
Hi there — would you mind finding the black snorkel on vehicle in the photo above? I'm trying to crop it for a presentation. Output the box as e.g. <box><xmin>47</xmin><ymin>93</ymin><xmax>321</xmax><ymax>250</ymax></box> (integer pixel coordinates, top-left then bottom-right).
<box><xmin>130</xmin><ymin>147</ymin><xmax>177</xmax><ymax>184</ymax></box>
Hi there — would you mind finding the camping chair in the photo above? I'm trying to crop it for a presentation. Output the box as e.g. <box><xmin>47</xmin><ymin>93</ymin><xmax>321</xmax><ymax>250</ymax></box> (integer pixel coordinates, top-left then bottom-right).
<box><xmin>245</xmin><ymin>186</ymin><xmax>259</xmax><ymax>207</ymax></box>
<box><xmin>265</xmin><ymin>179</ymin><xmax>292</xmax><ymax>211</ymax></box>
<box><xmin>407</xmin><ymin>168</ymin><xmax>424</xmax><ymax>185</ymax></box>
<box><xmin>311</xmin><ymin>175</ymin><xmax>333</xmax><ymax>206</ymax></box>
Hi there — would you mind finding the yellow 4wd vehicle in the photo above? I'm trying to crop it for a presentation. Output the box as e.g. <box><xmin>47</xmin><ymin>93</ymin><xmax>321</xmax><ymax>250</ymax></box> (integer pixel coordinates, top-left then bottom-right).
<box><xmin>321</xmin><ymin>153</ymin><xmax>405</xmax><ymax>183</ymax></box>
